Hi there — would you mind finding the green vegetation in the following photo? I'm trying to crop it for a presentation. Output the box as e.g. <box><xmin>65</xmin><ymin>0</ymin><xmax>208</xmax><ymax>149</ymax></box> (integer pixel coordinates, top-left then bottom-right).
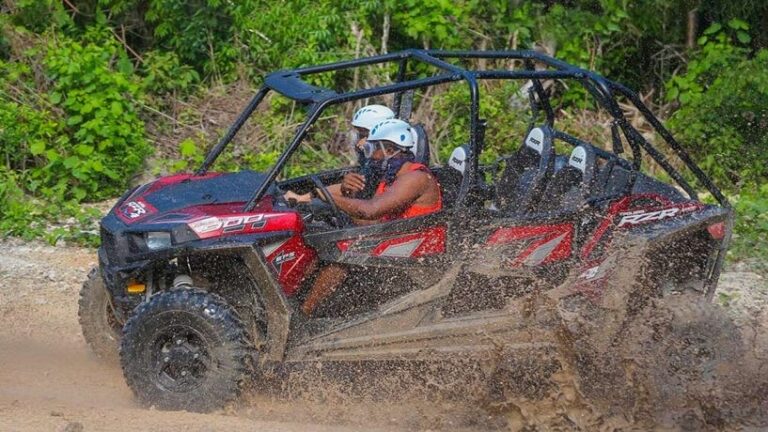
<box><xmin>729</xmin><ymin>185</ymin><xmax>768</xmax><ymax>272</ymax></box>
<box><xmin>667</xmin><ymin>20</ymin><xmax>767</xmax><ymax>190</ymax></box>
<box><xmin>0</xmin><ymin>0</ymin><xmax>765</xmax><ymax>271</ymax></box>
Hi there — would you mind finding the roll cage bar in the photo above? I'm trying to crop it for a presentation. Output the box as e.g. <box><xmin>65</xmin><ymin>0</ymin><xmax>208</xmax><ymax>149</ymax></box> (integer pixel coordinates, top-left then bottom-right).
<box><xmin>193</xmin><ymin>49</ymin><xmax>729</xmax><ymax>212</ymax></box>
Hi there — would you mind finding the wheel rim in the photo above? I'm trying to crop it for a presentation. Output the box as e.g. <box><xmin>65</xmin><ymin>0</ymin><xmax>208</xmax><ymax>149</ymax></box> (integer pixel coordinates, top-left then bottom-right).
<box><xmin>150</xmin><ymin>326</ymin><xmax>212</xmax><ymax>392</ymax></box>
<box><xmin>668</xmin><ymin>334</ymin><xmax>717</xmax><ymax>374</ymax></box>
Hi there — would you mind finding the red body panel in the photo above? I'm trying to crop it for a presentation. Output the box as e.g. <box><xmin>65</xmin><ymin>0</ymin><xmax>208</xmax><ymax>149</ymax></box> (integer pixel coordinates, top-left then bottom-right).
<box><xmin>486</xmin><ymin>223</ymin><xmax>574</xmax><ymax>267</ymax></box>
<box><xmin>262</xmin><ymin>234</ymin><xmax>317</xmax><ymax>297</ymax></box>
<box><xmin>370</xmin><ymin>226</ymin><xmax>447</xmax><ymax>257</ymax></box>
<box><xmin>336</xmin><ymin>226</ymin><xmax>447</xmax><ymax>258</ymax></box>
<box><xmin>580</xmin><ymin>194</ymin><xmax>703</xmax><ymax>261</ymax></box>
<box><xmin>119</xmin><ymin>172</ymin><xmax>318</xmax><ymax>297</ymax></box>
<box><xmin>187</xmin><ymin>210</ymin><xmax>301</xmax><ymax>240</ymax></box>
<box><xmin>573</xmin><ymin>194</ymin><xmax>706</xmax><ymax>299</ymax></box>
<box><xmin>181</xmin><ymin>206</ymin><xmax>316</xmax><ymax>297</ymax></box>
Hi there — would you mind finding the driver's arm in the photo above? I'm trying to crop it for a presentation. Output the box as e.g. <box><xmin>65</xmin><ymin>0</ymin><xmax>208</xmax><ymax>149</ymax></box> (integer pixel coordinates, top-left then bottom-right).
<box><xmin>331</xmin><ymin>171</ymin><xmax>428</xmax><ymax>220</ymax></box>
<box><xmin>284</xmin><ymin>173</ymin><xmax>364</xmax><ymax>203</ymax></box>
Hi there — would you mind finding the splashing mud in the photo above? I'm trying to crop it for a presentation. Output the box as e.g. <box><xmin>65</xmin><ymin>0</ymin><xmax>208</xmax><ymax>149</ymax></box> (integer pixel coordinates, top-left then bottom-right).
<box><xmin>0</xmin><ymin>239</ymin><xmax>765</xmax><ymax>430</ymax></box>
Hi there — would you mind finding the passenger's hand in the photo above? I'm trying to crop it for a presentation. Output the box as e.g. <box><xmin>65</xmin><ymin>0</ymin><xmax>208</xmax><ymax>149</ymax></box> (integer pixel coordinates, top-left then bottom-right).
<box><xmin>284</xmin><ymin>190</ymin><xmax>311</xmax><ymax>204</ymax></box>
<box><xmin>340</xmin><ymin>173</ymin><xmax>365</xmax><ymax>195</ymax></box>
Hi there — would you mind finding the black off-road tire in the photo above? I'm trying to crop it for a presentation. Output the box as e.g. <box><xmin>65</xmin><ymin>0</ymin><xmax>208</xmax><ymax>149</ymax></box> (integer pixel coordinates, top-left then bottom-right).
<box><xmin>78</xmin><ymin>267</ymin><xmax>122</xmax><ymax>363</ymax></box>
<box><xmin>120</xmin><ymin>289</ymin><xmax>254</xmax><ymax>412</ymax></box>
<box><xmin>620</xmin><ymin>293</ymin><xmax>743</xmax><ymax>423</ymax></box>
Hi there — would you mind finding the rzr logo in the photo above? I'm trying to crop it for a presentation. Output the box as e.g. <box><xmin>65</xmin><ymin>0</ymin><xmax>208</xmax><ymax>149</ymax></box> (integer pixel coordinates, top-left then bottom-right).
<box><xmin>618</xmin><ymin>208</ymin><xmax>679</xmax><ymax>227</ymax></box>
<box><xmin>116</xmin><ymin>198</ymin><xmax>156</xmax><ymax>222</ymax></box>
<box><xmin>122</xmin><ymin>201</ymin><xmax>147</xmax><ymax>219</ymax></box>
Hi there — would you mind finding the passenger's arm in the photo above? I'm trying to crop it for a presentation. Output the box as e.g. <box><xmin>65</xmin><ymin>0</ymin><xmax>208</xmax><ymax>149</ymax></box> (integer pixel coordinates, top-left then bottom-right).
<box><xmin>331</xmin><ymin>171</ymin><xmax>428</xmax><ymax>220</ymax></box>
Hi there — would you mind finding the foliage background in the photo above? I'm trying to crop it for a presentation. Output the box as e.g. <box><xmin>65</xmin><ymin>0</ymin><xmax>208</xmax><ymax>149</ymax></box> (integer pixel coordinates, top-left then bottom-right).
<box><xmin>0</xmin><ymin>0</ymin><xmax>765</xmax><ymax>268</ymax></box>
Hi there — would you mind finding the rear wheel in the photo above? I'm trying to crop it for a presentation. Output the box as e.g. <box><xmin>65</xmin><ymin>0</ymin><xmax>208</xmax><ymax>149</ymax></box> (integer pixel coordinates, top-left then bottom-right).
<box><xmin>78</xmin><ymin>267</ymin><xmax>122</xmax><ymax>362</ymax></box>
<box><xmin>620</xmin><ymin>294</ymin><xmax>743</xmax><ymax>423</ymax></box>
<box><xmin>120</xmin><ymin>289</ymin><xmax>254</xmax><ymax>412</ymax></box>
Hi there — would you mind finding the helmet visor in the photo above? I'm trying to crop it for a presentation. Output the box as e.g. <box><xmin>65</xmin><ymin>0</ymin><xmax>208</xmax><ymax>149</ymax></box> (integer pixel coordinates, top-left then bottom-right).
<box><xmin>363</xmin><ymin>140</ymin><xmax>380</xmax><ymax>159</ymax></box>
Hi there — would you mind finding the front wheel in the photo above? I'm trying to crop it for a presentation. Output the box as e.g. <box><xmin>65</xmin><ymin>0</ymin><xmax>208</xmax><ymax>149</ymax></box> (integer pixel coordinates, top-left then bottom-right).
<box><xmin>120</xmin><ymin>289</ymin><xmax>254</xmax><ymax>412</ymax></box>
<box><xmin>78</xmin><ymin>267</ymin><xmax>122</xmax><ymax>362</ymax></box>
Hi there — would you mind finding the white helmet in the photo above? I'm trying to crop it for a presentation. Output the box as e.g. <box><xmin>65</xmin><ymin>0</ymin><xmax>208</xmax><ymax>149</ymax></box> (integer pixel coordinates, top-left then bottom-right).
<box><xmin>351</xmin><ymin>104</ymin><xmax>395</xmax><ymax>130</ymax></box>
<box><xmin>368</xmin><ymin>119</ymin><xmax>415</xmax><ymax>151</ymax></box>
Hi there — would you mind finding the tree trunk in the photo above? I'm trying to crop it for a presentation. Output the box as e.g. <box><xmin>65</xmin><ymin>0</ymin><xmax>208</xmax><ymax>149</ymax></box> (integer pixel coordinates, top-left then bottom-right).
<box><xmin>381</xmin><ymin>13</ymin><xmax>390</xmax><ymax>55</ymax></box>
<box><xmin>687</xmin><ymin>9</ymin><xmax>699</xmax><ymax>50</ymax></box>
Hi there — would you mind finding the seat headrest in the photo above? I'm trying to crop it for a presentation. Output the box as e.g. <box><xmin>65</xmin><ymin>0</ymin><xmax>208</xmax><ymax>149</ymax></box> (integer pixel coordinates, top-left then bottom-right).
<box><xmin>567</xmin><ymin>144</ymin><xmax>598</xmax><ymax>194</ymax></box>
<box><xmin>524</xmin><ymin>127</ymin><xmax>546</xmax><ymax>154</ymax></box>
<box><xmin>448</xmin><ymin>145</ymin><xmax>468</xmax><ymax>174</ymax></box>
<box><xmin>568</xmin><ymin>146</ymin><xmax>588</xmax><ymax>173</ymax></box>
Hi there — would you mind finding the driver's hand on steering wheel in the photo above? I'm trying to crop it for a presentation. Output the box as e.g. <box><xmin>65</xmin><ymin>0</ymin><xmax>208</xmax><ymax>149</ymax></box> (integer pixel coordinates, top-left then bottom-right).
<box><xmin>284</xmin><ymin>190</ymin><xmax>311</xmax><ymax>204</ymax></box>
<box><xmin>340</xmin><ymin>173</ymin><xmax>365</xmax><ymax>196</ymax></box>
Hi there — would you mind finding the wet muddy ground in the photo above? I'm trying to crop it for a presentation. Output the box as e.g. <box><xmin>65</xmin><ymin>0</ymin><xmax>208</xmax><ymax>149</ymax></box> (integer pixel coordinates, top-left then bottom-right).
<box><xmin>0</xmin><ymin>239</ymin><xmax>765</xmax><ymax>431</ymax></box>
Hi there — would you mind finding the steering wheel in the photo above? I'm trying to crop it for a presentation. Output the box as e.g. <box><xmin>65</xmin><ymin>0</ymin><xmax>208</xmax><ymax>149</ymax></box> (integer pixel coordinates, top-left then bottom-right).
<box><xmin>310</xmin><ymin>175</ymin><xmax>349</xmax><ymax>228</ymax></box>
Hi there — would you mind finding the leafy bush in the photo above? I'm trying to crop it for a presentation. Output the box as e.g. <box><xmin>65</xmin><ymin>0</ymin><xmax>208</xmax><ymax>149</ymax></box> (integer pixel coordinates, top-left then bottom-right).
<box><xmin>144</xmin><ymin>0</ymin><xmax>243</xmax><ymax>79</ymax></box>
<box><xmin>139</xmin><ymin>50</ymin><xmax>200</xmax><ymax>96</ymax></box>
<box><xmin>1</xmin><ymin>29</ymin><xmax>150</xmax><ymax>203</ymax></box>
<box><xmin>41</xmin><ymin>34</ymin><xmax>151</xmax><ymax>200</ymax></box>
<box><xmin>0</xmin><ymin>21</ymin><xmax>150</xmax><ymax>243</ymax></box>
<box><xmin>729</xmin><ymin>184</ymin><xmax>768</xmax><ymax>272</ymax></box>
<box><xmin>0</xmin><ymin>168</ymin><xmax>46</xmax><ymax>239</ymax></box>
<box><xmin>666</xmin><ymin>21</ymin><xmax>767</xmax><ymax>190</ymax></box>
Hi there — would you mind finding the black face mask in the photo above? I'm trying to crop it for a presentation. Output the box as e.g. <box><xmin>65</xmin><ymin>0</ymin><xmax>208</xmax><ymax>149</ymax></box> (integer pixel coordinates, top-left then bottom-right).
<box><xmin>357</xmin><ymin>157</ymin><xmax>385</xmax><ymax>199</ymax></box>
<box><xmin>380</xmin><ymin>153</ymin><xmax>414</xmax><ymax>185</ymax></box>
<box><xmin>357</xmin><ymin>151</ymin><xmax>415</xmax><ymax>198</ymax></box>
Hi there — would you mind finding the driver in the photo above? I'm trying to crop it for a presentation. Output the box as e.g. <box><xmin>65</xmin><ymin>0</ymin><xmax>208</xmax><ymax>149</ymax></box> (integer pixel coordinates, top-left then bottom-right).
<box><xmin>326</xmin><ymin>118</ymin><xmax>442</xmax><ymax>223</ymax></box>
<box><xmin>296</xmin><ymin>118</ymin><xmax>442</xmax><ymax>315</ymax></box>
<box><xmin>285</xmin><ymin>104</ymin><xmax>395</xmax><ymax>203</ymax></box>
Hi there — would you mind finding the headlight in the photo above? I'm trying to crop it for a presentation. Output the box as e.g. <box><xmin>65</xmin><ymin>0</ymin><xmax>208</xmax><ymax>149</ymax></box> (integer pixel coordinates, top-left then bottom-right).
<box><xmin>145</xmin><ymin>231</ymin><xmax>172</xmax><ymax>250</ymax></box>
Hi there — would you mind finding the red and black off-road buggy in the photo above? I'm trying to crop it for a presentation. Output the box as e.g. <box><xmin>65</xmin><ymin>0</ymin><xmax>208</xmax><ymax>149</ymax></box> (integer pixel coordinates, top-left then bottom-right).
<box><xmin>79</xmin><ymin>50</ymin><xmax>734</xmax><ymax>413</ymax></box>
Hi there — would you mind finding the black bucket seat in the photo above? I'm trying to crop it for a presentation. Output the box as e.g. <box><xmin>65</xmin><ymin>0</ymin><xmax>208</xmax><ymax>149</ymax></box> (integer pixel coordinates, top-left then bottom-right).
<box><xmin>494</xmin><ymin>125</ymin><xmax>556</xmax><ymax>214</ymax></box>
<box><xmin>537</xmin><ymin>145</ymin><xmax>598</xmax><ymax>213</ymax></box>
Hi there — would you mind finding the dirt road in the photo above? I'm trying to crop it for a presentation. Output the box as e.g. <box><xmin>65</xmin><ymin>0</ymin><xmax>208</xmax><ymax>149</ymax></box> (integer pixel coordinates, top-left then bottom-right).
<box><xmin>0</xmin><ymin>240</ymin><xmax>376</xmax><ymax>432</ymax></box>
<box><xmin>0</xmin><ymin>240</ymin><xmax>506</xmax><ymax>431</ymax></box>
<box><xmin>0</xmin><ymin>239</ymin><xmax>765</xmax><ymax>431</ymax></box>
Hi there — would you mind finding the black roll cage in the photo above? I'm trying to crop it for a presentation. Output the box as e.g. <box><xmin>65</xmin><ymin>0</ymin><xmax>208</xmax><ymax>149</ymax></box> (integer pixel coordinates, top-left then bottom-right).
<box><xmin>193</xmin><ymin>49</ymin><xmax>729</xmax><ymax>212</ymax></box>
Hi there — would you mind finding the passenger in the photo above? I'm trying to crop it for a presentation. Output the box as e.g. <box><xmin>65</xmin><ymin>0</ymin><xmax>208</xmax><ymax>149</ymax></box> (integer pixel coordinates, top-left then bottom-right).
<box><xmin>291</xmin><ymin>119</ymin><xmax>442</xmax><ymax>315</ymax></box>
